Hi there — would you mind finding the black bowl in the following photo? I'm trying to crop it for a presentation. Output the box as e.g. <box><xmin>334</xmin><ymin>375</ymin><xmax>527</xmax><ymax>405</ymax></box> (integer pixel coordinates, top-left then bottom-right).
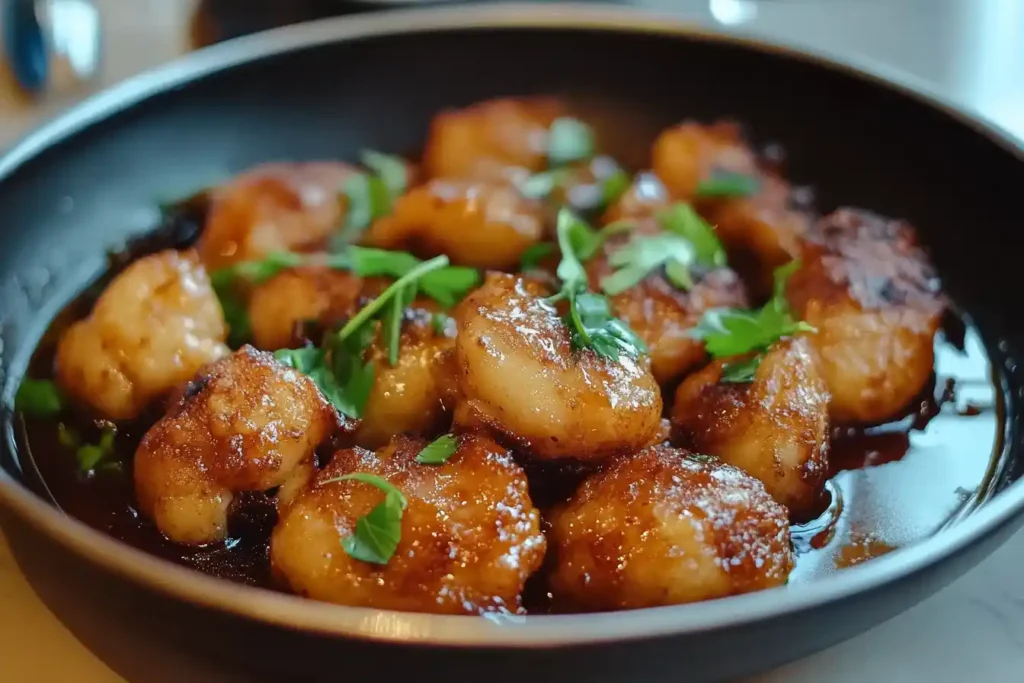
<box><xmin>1</xmin><ymin>6</ymin><xmax>1023</xmax><ymax>682</ymax></box>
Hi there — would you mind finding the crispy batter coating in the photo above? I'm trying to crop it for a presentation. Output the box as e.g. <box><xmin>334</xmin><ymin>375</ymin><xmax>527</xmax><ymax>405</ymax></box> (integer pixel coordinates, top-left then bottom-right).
<box><xmin>548</xmin><ymin>445</ymin><xmax>793</xmax><ymax>610</ymax></box>
<box><xmin>356</xmin><ymin>307</ymin><xmax>458</xmax><ymax>449</ymax></box>
<box><xmin>422</xmin><ymin>97</ymin><xmax>564</xmax><ymax>181</ymax></box>
<box><xmin>197</xmin><ymin>162</ymin><xmax>355</xmax><ymax>270</ymax></box>
<box><xmin>270</xmin><ymin>434</ymin><xmax>546</xmax><ymax>614</ymax></box>
<box><xmin>55</xmin><ymin>250</ymin><xmax>228</xmax><ymax>420</ymax></box>
<box><xmin>248</xmin><ymin>267</ymin><xmax>363</xmax><ymax>351</ymax></box>
<box><xmin>787</xmin><ymin>208</ymin><xmax>944</xmax><ymax>424</ymax></box>
<box><xmin>134</xmin><ymin>346</ymin><xmax>337</xmax><ymax>545</ymax></box>
<box><xmin>367</xmin><ymin>179</ymin><xmax>545</xmax><ymax>270</ymax></box>
<box><xmin>453</xmin><ymin>273</ymin><xmax>662</xmax><ymax>461</ymax></box>
<box><xmin>671</xmin><ymin>337</ymin><xmax>830</xmax><ymax>520</ymax></box>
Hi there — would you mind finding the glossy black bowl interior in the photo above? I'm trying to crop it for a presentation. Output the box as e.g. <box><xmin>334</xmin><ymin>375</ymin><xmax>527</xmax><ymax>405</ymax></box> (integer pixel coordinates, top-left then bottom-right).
<box><xmin>1</xmin><ymin>11</ymin><xmax>1024</xmax><ymax>683</ymax></box>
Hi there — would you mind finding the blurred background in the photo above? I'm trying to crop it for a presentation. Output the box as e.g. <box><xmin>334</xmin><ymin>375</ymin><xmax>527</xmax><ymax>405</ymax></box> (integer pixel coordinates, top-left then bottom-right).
<box><xmin>1</xmin><ymin>0</ymin><xmax>1023</xmax><ymax>148</ymax></box>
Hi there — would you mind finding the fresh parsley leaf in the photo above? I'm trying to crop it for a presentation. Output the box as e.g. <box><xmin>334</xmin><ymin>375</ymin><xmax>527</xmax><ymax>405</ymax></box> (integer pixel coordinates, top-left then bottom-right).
<box><xmin>415</xmin><ymin>434</ymin><xmax>458</xmax><ymax>465</ymax></box>
<box><xmin>690</xmin><ymin>261</ymin><xmax>815</xmax><ymax>370</ymax></box>
<box><xmin>360</xmin><ymin>149</ymin><xmax>408</xmax><ymax>197</ymax></box>
<box><xmin>15</xmin><ymin>379</ymin><xmax>64</xmax><ymax>417</ymax></box>
<box><xmin>551</xmin><ymin>210</ymin><xmax>647</xmax><ymax>362</ymax></box>
<box><xmin>346</xmin><ymin>246</ymin><xmax>479</xmax><ymax>308</ymax></box>
<box><xmin>210</xmin><ymin>251</ymin><xmax>304</xmax><ymax>347</ymax></box>
<box><xmin>601</xmin><ymin>168</ymin><xmax>631</xmax><ymax>207</ymax></box>
<box><xmin>321</xmin><ymin>472</ymin><xmax>408</xmax><ymax>565</ymax></box>
<box><xmin>77</xmin><ymin>427</ymin><xmax>116</xmax><ymax>473</ymax></box>
<box><xmin>695</xmin><ymin>172</ymin><xmax>760</xmax><ymax>198</ymax></box>
<box><xmin>548</xmin><ymin>117</ymin><xmax>595</xmax><ymax>166</ymax></box>
<box><xmin>520</xmin><ymin>243</ymin><xmax>556</xmax><ymax>271</ymax></box>
<box><xmin>657</xmin><ymin>203</ymin><xmax>727</xmax><ymax>267</ymax></box>
<box><xmin>720</xmin><ymin>355</ymin><xmax>763</xmax><ymax>383</ymax></box>
<box><xmin>517</xmin><ymin>169</ymin><xmax>565</xmax><ymax>199</ymax></box>
<box><xmin>274</xmin><ymin>344</ymin><xmax>374</xmax><ymax>419</ymax></box>
<box><xmin>601</xmin><ymin>233</ymin><xmax>696</xmax><ymax>296</ymax></box>
<box><xmin>342</xmin><ymin>172</ymin><xmax>392</xmax><ymax>236</ymax></box>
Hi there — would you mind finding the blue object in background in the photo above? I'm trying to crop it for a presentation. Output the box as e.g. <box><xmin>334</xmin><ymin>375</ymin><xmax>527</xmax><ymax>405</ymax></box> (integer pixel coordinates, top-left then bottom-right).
<box><xmin>2</xmin><ymin>0</ymin><xmax>48</xmax><ymax>92</ymax></box>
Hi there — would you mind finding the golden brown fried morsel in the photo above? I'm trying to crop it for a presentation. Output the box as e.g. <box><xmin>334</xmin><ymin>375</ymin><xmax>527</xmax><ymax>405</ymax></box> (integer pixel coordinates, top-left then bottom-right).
<box><xmin>601</xmin><ymin>171</ymin><xmax>671</xmax><ymax>224</ymax></box>
<box><xmin>55</xmin><ymin>250</ymin><xmax>229</xmax><ymax>420</ymax></box>
<box><xmin>422</xmin><ymin>97</ymin><xmax>564</xmax><ymax>181</ymax></box>
<box><xmin>671</xmin><ymin>337</ymin><xmax>830</xmax><ymax>520</ymax></box>
<box><xmin>270</xmin><ymin>434</ymin><xmax>546</xmax><ymax>614</ymax></box>
<box><xmin>548</xmin><ymin>445</ymin><xmax>793</xmax><ymax>611</ymax></box>
<box><xmin>587</xmin><ymin>237</ymin><xmax>749</xmax><ymax>385</ymax></box>
<box><xmin>652</xmin><ymin>121</ymin><xmax>759</xmax><ymax>199</ymax></box>
<box><xmin>368</xmin><ymin>179</ymin><xmax>545</xmax><ymax>270</ymax></box>
<box><xmin>247</xmin><ymin>267</ymin><xmax>364</xmax><ymax>351</ymax></box>
<box><xmin>197</xmin><ymin>162</ymin><xmax>357</xmax><ymax>270</ymax></box>
<box><xmin>134</xmin><ymin>346</ymin><xmax>337</xmax><ymax>545</ymax></box>
<box><xmin>786</xmin><ymin>208</ymin><xmax>944</xmax><ymax>424</ymax></box>
<box><xmin>356</xmin><ymin>307</ymin><xmax>459</xmax><ymax>449</ymax></box>
<box><xmin>453</xmin><ymin>273</ymin><xmax>662</xmax><ymax>462</ymax></box>
<box><xmin>652</xmin><ymin>121</ymin><xmax>809</xmax><ymax>295</ymax></box>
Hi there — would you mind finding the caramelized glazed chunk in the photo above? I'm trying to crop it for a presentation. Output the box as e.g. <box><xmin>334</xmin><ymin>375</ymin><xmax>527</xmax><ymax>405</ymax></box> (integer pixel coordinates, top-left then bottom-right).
<box><xmin>549</xmin><ymin>445</ymin><xmax>793</xmax><ymax>610</ymax></box>
<box><xmin>601</xmin><ymin>171</ymin><xmax>671</xmax><ymax>223</ymax></box>
<box><xmin>356</xmin><ymin>305</ymin><xmax>459</xmax><ymax>449</ymax></box>
<box><xmin>270</xmin><ymin>434</ymin><xmax>546</xmax><ymax>614</ymax></box>
<box><xmin>652</xmin><ymin>121</ymin><xmax>809</xmax><ymax>294</ymax></box>
<box><xmin>134</xmin><ymin>346</ymin><xmax>336</xmax><ymax>545</ymax></box>
<box><xmin>671</xmin><ymin>337</ymin><xmax>830</xmax><ymax>520</ymax></box>
<box><xmin>55</xmin><ymin>250</ymin><xmax>228</xmax><ymax>420</ymax></box>
<box><xmin>587</xmin><ymin>229</ymin><xmax>749</xmax><ymax>385</ymax></box>
<box><xmin>197</xmin><ymin>162</ymin><xmax>356</xmax><ymax>270</ymax></box>
<box><xmin>422</xmin><ymin>97</ymin><xmax>564</xmax><ymax>181</ymax></box>
<box><xmin>247</xmin><ymin>267</ymin><xmax>364</xmax><ymax>351</ymax></box>
<box><xmin>367</xmin><ymin>179</ymin><xmax>545</xmax><ymax>270</ymax></box>
<box><xmin>652</xmin><ymin>121</ymin><xmax>759</xmax><ymax>199</ymax></box>
<box><xmin>786</xmin><ymin>208</ymin><xmax>944</xmax><ymax>424</ymax></box>
<box><xmin>453</xmin><ymin>273</ymin><xmax>662</xmax><ymax>461</ymax></box>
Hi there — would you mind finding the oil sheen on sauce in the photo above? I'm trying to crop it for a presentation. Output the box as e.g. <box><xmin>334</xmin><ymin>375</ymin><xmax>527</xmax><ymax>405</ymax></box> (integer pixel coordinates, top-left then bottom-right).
<box><xmin>14</xmin><ymin>304</ymin><xmax>1005</xmax><ymax>603</ymax></box>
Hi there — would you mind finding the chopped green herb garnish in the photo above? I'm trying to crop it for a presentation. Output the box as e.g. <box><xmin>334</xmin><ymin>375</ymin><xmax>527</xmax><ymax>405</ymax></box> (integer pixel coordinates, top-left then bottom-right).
<box><xmin>345</xmin><ymin>246</ymin><xmax>479</xmax><ymax>308</ymax></box>
<box><xmin>720</xmin><ymin>356</ymin><xmax>762</xmax><ymax>383</ymax></box>
<box><xmin>657</xmin><ymin>203</ymin><xmax>727</xmax><ymax>267</ymax></box>
<box><xmin>601</xmin><ymin>168</ymin><xmax>631</xmax><ymax>207</ymax></box>
<box><xmin>518</xmin><ymin>169</ymin><xmax>565</xmax><ymax>199</ymax></box>
<box><xmin>341</xmin><ymin>173</ymin><xmax>391</xmax><ymax>236</ymax></box>
<box><xmin>551</xmin><ymin>209</ymin><xmax>647</xmax><ymax>361</ymax></box>
<box><xmin>520</xmin><ymin>243</ymin><xmax>556</xmax><ymax>271</ymax></box>
<box><xmin>600</xmin><ymin>233</ymin><xmax>697</xmax><ymax>296</ymax></box>
<box><xmin>695</xmin><ymin>172</ymin><xmax>760</xmax><ymax>198</ymax></box>
<box><xmin>690</xmin><ymin>261</ymin><xmax>815</xmax><ymax>379</ymax></box>
<box><xmin>415</xmin><ymin>433</ymin><xmax>458</xmax><ymax>465</ymax></box>
<box><xmin>380</xmin><ymin>284</ymin><xmax>415</xmax><ymax>366</ymax></box>
<box><xmin>548</xmin><ymin>117</ymin><xmax>595</xmax><ymax>166</ymax></box>
<box><xmin>15</xmin><ymin>379</ymin><xmax>64</xmax><ymax>417</ymax></box>
<box><xmin>77</xmin><ymin>427</ymin><xmax>116</xmax><ymax>473</ymax></box>
<box><xmin>321</xmin><ymin>472</ymin><xmax>408</xmax><ymax>565</ymax></box>
<box><xmin>360</xmin><ymin>150</ymin><xmax>408</xmax><ymax>198</ymax></box>
<box><xmin>430</xmin><ymin>312</ymin><xmax>453</xmax><ymax>336</ymax></box>
<box><xmin>210</xmin><ymin>251</ymin><xmax>304</xmax><ymax>347</ymax></box>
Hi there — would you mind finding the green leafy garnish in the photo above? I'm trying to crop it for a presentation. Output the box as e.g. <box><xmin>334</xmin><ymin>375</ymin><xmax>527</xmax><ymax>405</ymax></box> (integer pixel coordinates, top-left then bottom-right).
<box><xmin>518</xmin><ymin>169</ymin><xmax>565</xmax><ymax>199</ymax></box>
<box><xmin>600</xmin><ymin>233</ymin><xmax>696</xmax><ymax>296</ymax></box>
<box><xmin>321</xmin><ymin>472</ymin><xmax>408</xmax><ymax>565</ymax></box>
<box><xmin>431</xmin><ymin>312</ymin><xmax>453</xmax><ymax>336</ymax></box>
<box><xmin>210</xmin><ymin>251</ymin><xmax>304</xmax><ymax>347</ymax></box>
<box><xmin>601</xmin><ymin>168</ymin><xmax>631</xmax><ymax>206</ymax></box>
<box><xmin>520</xmin><ymin>243</ymin><xmax>556</xmax><ymax>271</ymax></box>
<box><xmin>551</xmin><ymin>209</ymin><xmax>647</xmax><ymax>361</ymax></box>
<box><xmin>657</xmin><ymin>203</ymin><xmax>727</xmax><ymax>267</ymax></box>
<box><xmin>695</xmin><ymin>172</ymin><xmax>760</xmax><ymax>198</ymax></box>
<box><xmin>690</xmin><ymin>261</ymin><xmax>815</xmax><ymax>379</ymax></box>
<box><xmin>720</xmin><ymin>356</ymin><xmax>762</xmax><ymax>383</ymax></box>
<box><xmin>57</xmin><ymin>422</ymin><xmax>79</xmax><ymax>449</ymax></box>
<box><xmin>15</xmin><ymin>379</ymin><xmax>64</xmax><ymax>417</ymax></box>
<box><xmin>360</xmin><ymin>150</ymin><xmax>408</xmax><ymax>198</ymax></box>
<box><xmin>344</xmin><ymin>247</ymin><xmax>479</xmax><ymax>308</ymax></box>
<box><xmin>76</xmin><ymin>427</ymin><xmax>116</xmax><ymax>473</ymax></box>
<box><xmin>415</xmin><ymin>433</ymin><xmax>458</xmax><ymax>465</ymax></box>
<box><xmin>548</xmin><ymin>117</ymin><xmax>595</xmax><ymax>166</ymax></box>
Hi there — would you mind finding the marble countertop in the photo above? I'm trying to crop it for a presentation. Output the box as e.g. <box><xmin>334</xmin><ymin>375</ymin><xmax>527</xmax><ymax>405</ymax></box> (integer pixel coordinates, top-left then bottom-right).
<box><xmin>1</xmin><ymin>1</ymin><xmax>1023</xmax><ymax>681</ymax></box>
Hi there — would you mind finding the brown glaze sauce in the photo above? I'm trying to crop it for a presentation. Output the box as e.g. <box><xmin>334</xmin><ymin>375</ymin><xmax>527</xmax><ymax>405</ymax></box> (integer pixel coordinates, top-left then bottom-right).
<box><xmin>12</xmin><ymin>200</ymin><xmax>1006</xmax><ymax>606</ymax></box>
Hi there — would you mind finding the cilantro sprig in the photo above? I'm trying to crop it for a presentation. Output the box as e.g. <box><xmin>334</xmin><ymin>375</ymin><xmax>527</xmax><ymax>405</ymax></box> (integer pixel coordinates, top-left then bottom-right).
<box><xmin>15</xmin><ymin>378</ymin><xmax>65</xmax><ymax>417</ymax></box>
<box><xmin>547</xmin><ymin>117</ymin><xmax>595</xmax><ymax>166</ymax></box>
<box><xmin>56</xmin><ymin>423</ymin><xmax>121</xmax><ymax>474</ymax></box>
<box><xmin>415</xmin><ymin>433</ymin><xmax>458</xmax><ymax>465</ymax></box>
<box><xmin>690</xmin><ymin>260</ymin><xmax>815</xmax><ymax>382</ymax></box>
<box><xmin>274</xmin><ymin>256</ymin><xmax>453</xmax><ymax>418</ymax></box>
<box><xmin>695</xmin><ymin>171</ymin><xmax>760</xmax><ymax>199</ymax></box>
<box><xmin>336</xmin><ymin>149</ymin><xmax>410</xmax><ymax>245</ymax></box>
<box><xmin>321</xmin><ymin>472</ymin><xmax>408</xmax><ymax>565</ymax></box>
<box><xmin>550</xmin><ymin>209</ymin><xmax>646</xmax><ymax>362</ymax></box>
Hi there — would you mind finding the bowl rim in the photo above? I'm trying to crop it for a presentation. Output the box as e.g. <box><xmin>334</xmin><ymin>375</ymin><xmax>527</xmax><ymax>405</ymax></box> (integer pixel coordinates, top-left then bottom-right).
<box><xmin>1</xmin><ymin>2</ymin><xmax>1023</xmax><ymax>648</ymax></box>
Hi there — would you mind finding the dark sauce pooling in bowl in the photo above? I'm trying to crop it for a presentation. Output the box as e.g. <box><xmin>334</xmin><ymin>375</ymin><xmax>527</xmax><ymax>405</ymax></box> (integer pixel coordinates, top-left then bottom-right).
<box><xmin>9</xmin><ymin>201</ymin><xmax>1009</xmax><ymax>606</ymax></box>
